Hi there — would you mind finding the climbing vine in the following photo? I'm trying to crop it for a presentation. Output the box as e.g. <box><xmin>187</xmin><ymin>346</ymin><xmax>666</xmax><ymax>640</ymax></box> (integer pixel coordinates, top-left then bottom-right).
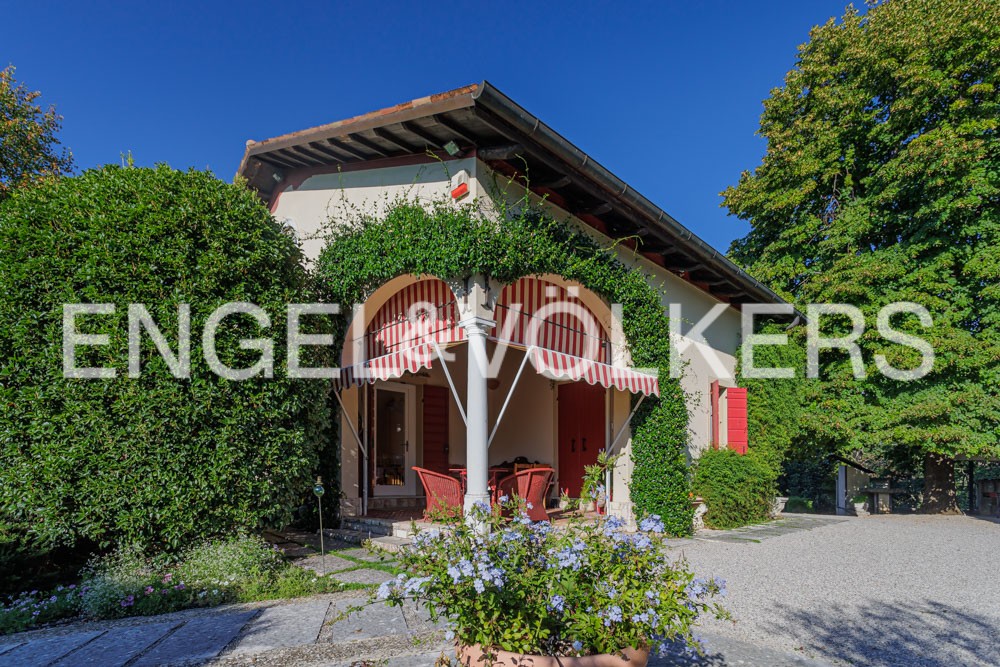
<box><xmin>313</xmin><ymin>194</ymin><xmax>694</xmax><ymax>534</ymax></box>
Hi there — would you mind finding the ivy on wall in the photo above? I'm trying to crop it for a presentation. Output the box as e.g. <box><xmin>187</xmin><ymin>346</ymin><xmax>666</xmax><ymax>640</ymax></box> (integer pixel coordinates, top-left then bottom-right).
<box><xmin>314</xmin><ymin>196</ymin><xmax>695</xmax><ymax>534</ymax></box>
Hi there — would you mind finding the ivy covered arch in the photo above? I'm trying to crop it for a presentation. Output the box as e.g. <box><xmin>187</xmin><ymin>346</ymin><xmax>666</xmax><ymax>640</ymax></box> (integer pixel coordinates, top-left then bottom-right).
<box><xmin>314</xmin><ymin>197</ymin><xmax>694</xmax><ymax>534</ymax></box>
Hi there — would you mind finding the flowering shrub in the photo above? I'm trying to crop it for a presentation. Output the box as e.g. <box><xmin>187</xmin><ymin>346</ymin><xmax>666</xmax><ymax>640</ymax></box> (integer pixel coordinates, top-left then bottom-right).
<box><xmin>0</xmin><ymin>585</ymin><xmax>84</xmax><ymax>634</ymax></box>
<box><xmin>78</xmin><ymin>535</ymin><xmax>335</xmax><ymax>620</ymax></box>
<box><xmin>376</xmin><ymin>502</ymin><xmax>726</xmax><ymax>659</ymax></box>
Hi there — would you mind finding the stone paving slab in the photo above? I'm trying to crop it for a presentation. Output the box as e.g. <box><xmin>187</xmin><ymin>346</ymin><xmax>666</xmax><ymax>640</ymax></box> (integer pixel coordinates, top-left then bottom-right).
<box><xmin>132</xmin><ymin>609</ymin><xmax>257</xmax><ymax>666</ymax></box>
<box><xmin>0</xmin><ymin>630</ymin><xmax>103</xmax><ymax>667</ymax></box>
<box><xmin>327</xmin><ymin>600</ymin><xmax>409</xmax><ymax>642</ymax></box>
<box><xmin>228</xmin><ymin>600</ymin><xmax>331</xmax><ymax>655</ymax></box>
<box><xmin>297</xmin><ymin>554</ymin><xmax>357</xmax><ymax>574</ymax></box>
<box><xmin>0</xmin><ymin>643</ymin><xmax>22</xmax><ymax>657</ymax></box>
<box><xmin>331</xmin><ymin>568</ymin><xmax>396</xmax><ymax>585</ymax></box>
<box><xmin>53</xmin><ymin>621</ymin><xmax>179</xmax><ymax>666</ymax></box>
<box><xmin>336</xmin><ymin>547</ymin><xmax>397</xmax><ymax>563</ymax></box>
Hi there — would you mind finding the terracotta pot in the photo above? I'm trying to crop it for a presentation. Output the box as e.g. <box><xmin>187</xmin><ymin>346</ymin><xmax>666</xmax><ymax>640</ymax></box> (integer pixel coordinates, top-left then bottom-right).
<box><xmin>458</xmin><ymin>643</ymin><xmax>649</xmax><ymax>666</ymax></box>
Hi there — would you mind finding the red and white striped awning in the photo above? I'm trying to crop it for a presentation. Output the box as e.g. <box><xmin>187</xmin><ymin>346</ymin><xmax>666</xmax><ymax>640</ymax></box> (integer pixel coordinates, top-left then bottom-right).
<box><xmin>494</xmin><ymin>277</ymin><xmax>609</xmax><ymax>362</ymax></box>
<box><xmin>334</xmin><ymin>343</ymin><xmax>436</xmax><ymax>390</ymax></box>
<box><xmin>529</xmin><ymin>347</ymin><xmax>660</xmax><ymax>397</ymax></box>
<box><xmin>335</xmin><ymin>276</ymin><xmax>658</xmax><ymax>397</ymax></box>
<box><xmin>363</xmin><ymin>279</ymin><xmax>464</xmax><ymax>359</ymax></box>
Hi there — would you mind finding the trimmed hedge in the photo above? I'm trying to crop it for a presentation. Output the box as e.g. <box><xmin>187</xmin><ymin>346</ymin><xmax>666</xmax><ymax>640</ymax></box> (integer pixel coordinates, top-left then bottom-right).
<box><xmin>694</xmin><ymin>448</ymin><xmax>777</xmax><ymax>529</ymax></box>
<box><xmin>314</xmin><ymin>196</ymin><xmax>695</xmax><ymax>534</ymax></box>
<box><xmin>0</xmin><ymin>165</ymin><xmax>333</xmax><ymax>553</ymax></box>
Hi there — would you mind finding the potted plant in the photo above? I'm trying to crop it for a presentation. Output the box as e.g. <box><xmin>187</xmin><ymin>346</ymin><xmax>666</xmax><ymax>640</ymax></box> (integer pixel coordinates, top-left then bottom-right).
<box><xmin>581</xmin><ymin>451</ymin><xmax>620</xmax><ymax>514</ymax></box>
<box><xmin>375</xmin><ymin>500</ymin><xmax>727</xmax><ymax>665</ymax></box>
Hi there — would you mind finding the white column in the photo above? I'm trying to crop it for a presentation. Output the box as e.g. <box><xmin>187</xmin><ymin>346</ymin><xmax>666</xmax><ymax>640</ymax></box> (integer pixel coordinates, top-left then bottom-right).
<box><xmin>462</xmin><ymin>315</ymin><xmax>494</xmax><ymax>519</ymax></box>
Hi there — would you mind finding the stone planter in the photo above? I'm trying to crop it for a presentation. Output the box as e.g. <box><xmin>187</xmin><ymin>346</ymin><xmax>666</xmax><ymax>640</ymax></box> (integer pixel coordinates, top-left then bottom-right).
<box><xmin>691</xmin><ymin>497</ymin><xmax>708</xmax><ymax>531</ymax></box>
<box><xmin>458</xmin><ymin>644</ymin><xmax>649</xmax><ymax>666</ymax></box>
<box><xmin>853</xmin><ymin>501</ymin><xmax>869</xmax><ymax>517</ymax></box>
<box><xmin>773</xmin><ymin>496</ymin><xmax>789</xmax><ymax>515</ymax></box>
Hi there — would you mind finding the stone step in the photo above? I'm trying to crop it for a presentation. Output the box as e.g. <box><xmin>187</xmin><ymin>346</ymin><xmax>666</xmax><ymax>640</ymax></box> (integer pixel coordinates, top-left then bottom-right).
<box><xmin>322</xmin><ymin>528</ymin><xmax>371</xmax><ymax>544</ymax></box>
<box><xmin>368</xmin><ymin>535</ymin><xmax>414</xmax><ymax>553</ymax></box>
<box><xmin>338</xmin><ymin>517</ymin><xmax>393</xmax><ymax>537</ymax></box>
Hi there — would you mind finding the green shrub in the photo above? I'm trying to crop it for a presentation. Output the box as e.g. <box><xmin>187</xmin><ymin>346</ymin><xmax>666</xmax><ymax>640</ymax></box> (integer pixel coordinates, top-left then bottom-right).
<box><xmin>175</xmin><ymin>533</ymin><xmax>284</xmax><ymax>594</ymax></box>
<box><xmin>0</xmin><ymin>165</ymin><xmax>334</xmax><ymax>553</ymax></box>
<box><xmin>784</xmin><ymin>496</ymin><xmax>815</xmax><ymax>513</ymax></box>
<box><xmin>694</xmin><ymin>449</ymin><xmax>777</xmax><ymax>529</ymax></box>
<box><xmin>77</xmin><ymin>534</ymin><xmax>338</xmax><ymax>620</ymax></box>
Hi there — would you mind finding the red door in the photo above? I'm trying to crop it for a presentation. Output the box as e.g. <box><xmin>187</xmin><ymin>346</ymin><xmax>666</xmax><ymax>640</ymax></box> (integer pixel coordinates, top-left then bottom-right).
<box><xmin>558</xmin><ymin>383</ymin><xmax>606</xmax><ymax>497</ymax></box>
<box><xmin>422</xmin><ymin>385</ymin><xmax>450</xmax><ymax>473</ymax></box>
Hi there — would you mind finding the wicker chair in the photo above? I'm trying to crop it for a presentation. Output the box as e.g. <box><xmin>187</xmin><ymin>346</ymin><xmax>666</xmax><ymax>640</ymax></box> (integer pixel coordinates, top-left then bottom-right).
<box><xmin>496</xmin><ymin>467</ymin><xmax>553</xmax><ymax>522</ymax></box>
<box><xmin>413</xmin><ymin>467</ymin><xmax>463</xmax><ymax>519</ymax></box>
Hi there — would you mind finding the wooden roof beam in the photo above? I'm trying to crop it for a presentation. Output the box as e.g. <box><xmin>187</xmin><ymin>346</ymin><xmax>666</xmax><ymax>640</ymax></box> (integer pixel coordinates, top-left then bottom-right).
<box><xmin>349</xmin><ymin>133</ymin><xmax>392</xmax><ymax>158</ymax></box>
<box><xmin>372</xmin><ymin>127</ymin><xmax>420</xmax><ymax>153</ymax></box>
<box><xmin>433</xmin><ymin>114</ymin><xmax>478</xmax><ymax>145</ymax></box>
<box><xmin>326</xmin><ymin>138</ymin><xmax>369</xmax><ymax>161</ymax></box>
<box><xmin>401</xmin><ymin>121</ymin><xmax>443</xmax><ymax>148</ymax></box>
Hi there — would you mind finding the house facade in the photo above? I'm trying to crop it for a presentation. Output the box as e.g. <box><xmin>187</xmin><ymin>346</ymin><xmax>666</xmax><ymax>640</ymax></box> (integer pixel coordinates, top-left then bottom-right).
<box><xmin>236</xmin><ymin>82</ymin><xmax>790</xmax><ymax>525</ymax></box>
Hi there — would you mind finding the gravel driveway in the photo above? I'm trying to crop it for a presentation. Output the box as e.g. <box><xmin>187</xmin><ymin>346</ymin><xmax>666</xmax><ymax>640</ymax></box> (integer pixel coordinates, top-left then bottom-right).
<box><xmin>675</xmin><ymin>514</ymin><xmax>1000</xmax><ymax>667</ymax></box>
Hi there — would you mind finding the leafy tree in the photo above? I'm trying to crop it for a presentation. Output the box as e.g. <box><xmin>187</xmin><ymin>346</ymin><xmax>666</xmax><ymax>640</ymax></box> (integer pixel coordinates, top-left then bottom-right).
<box><xmin>723</xmin><ymin>0</ymin><xmax>1000</xmax><ymax>512</ymax></box>
<box><xmin>0</xmin><ymin>165</ymin><xmax>332</xmax><ymax>553</ymax></box>
<box><xmin>0</xmin><ymin>65</ymin><xmax>73</xmax><ymax>200</ymax></box>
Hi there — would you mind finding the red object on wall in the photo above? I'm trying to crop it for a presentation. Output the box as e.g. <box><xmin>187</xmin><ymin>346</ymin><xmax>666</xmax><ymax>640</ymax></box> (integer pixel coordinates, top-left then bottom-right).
<box><xmin>422</xmin><ymin>385</ymin><xmax>450</xmax><ymax>473</ymax></box>
<box><xmin>726</xmin><ymin>387</ymin><xmax>748</xmax><ymax>455</ymax></box>
<box><xmin>450</xmin><ymin>182</ymin><xmax>469</xmax><ymax>200</ymax></box>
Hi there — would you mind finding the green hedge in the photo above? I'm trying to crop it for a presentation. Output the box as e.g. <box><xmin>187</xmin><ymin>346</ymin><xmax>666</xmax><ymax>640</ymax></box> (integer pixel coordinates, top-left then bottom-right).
<box><xmin>694</xmin><ymin>448</ymin><xmax>777</xmax><ymax>529</ymax></box>
<box><xmin>0</xmin><ymin>165</ymin><xmax>333</xmax><ymax>553</ymax></box>
<box><xmin>314</xmin><ymin>196</ymin><xmax>694</xmax><ymax>534</ymax></box>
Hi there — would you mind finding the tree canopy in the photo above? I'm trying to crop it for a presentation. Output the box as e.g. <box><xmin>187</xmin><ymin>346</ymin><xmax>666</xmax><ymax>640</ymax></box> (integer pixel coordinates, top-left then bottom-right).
<box><xmin>723</xmin><ymin>0</ymin><xmax>1000</xmax><ymax>509</ymax></box>
<box><xmin>0</xmin><ymin>65</ymin><xmax>73</xmax><ymax>200</ymax></box>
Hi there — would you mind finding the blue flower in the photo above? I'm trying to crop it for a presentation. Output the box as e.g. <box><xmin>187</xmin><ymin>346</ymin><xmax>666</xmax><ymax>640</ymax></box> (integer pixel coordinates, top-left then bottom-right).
<box><xmin>375</xmin><ymin>581</ymin><xmax>394</xmax><ymax>600</ymax></box>
<box><xmin>548</xmin><ymin>594</ymin><xmax>565</xmax><ymax>612</ymax></box>
<box><xmin>572</xmin><ymin>640</ymin><xmax>583</xmax><ymax>652</ymax></box>
<box><xmin>550</xmin><ymin>546</ymin><xmax>584</xmax><ymax>571</ymax></box>
<box><xmin>639</xmin><ymin>515</ymin><xmax>665</xmax><ymax>533</ymax></box>
<box><xmin>602</xmin><ymin>604</ymin><xmax>623</xmax><ymax>626</ymax></box>
<box><xmin>473</xmin><ymin>578</ymin><xmax>485</xmax><ymax>594</ymax></box>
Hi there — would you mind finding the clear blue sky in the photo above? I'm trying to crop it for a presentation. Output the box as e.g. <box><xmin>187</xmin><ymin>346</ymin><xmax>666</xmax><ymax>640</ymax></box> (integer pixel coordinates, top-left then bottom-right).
<box><xmin>4</xmin><ymin>1</ymin><xmax>854</xmax><ymax>253</ymax></box>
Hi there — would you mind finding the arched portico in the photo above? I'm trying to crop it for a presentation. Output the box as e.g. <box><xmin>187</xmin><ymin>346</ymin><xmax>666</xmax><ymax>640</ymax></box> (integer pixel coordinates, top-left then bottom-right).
<box><xmin>332</xmin><ymin>273</ymin><xmax>659</xmax><ymax>521</ymax></box>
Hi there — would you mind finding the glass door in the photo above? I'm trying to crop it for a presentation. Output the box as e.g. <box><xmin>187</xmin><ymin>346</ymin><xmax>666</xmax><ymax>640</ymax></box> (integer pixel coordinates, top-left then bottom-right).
<box><xmin>373</xmin><ymin>382</ymin><xmax>416</xmax><ymax>495</ymax></box>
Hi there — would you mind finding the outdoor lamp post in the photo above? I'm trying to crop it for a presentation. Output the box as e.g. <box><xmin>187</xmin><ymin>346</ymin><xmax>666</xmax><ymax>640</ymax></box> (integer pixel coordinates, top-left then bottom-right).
<box><xmin>313</xmin><ymin>476</ymin><xmax>326</xmax><ymax>573</ymax></box>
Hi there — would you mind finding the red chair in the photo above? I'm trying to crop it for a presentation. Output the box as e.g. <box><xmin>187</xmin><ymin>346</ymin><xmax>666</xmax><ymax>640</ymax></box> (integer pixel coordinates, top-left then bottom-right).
<box><xmin>496</xmin><ymin>468</ymin><xmax>553</xmax><ymax>522</ymax></box>
<box><xmin>413</xmin><ymin>467</ymin><xmax>463</xmax><ymax>519</ymax></box>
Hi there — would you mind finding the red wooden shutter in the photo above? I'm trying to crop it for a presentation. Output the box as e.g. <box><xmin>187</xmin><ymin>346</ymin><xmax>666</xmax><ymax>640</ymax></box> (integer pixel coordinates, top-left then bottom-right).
<box><xmin>726</xmin><ymin>387</ymin><xmax>748</xmax><ymax>455</ymax></box>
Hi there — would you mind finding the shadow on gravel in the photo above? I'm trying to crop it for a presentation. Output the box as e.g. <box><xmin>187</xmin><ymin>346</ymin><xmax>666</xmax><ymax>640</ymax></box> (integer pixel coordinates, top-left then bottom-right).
<box><xmin>647</xmin><ymin>640</ymin><xmax>725</xmax><ymax>666</ymax></box>
<box><xmin>766</xmin><ymin>600</ymin><xmax>999</xmax><ymax>667</ymax></box>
